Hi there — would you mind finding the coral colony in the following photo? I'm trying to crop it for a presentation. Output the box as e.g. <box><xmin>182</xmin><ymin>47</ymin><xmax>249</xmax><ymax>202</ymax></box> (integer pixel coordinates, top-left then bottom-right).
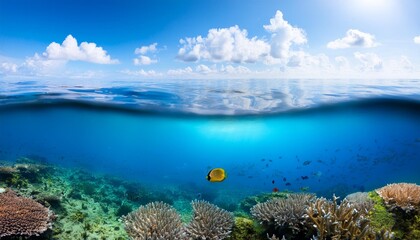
<box><xmin>1</xmin><ymin>158</ymin><xmax>420</xmax><ymax>239</ymax></box>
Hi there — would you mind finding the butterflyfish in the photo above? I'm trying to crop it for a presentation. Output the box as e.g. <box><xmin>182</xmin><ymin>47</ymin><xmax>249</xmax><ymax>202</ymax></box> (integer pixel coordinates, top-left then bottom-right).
<box><xmin>206</xmin><ymin>168</ymin><xmax>226</xmax><ymax>182</ymax></box>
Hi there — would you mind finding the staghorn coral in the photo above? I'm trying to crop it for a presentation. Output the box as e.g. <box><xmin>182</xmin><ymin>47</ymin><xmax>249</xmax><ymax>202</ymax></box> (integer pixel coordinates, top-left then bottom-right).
<box><xmin>305</xmin><ymin>195</ymin><xmax>392</xmax><ymax>240</ymax></box>
<box><xmin>0</xmin><ymin>189</ymin><xmax>53</xmax><ymax>238</ymax></box>
<box><xmin>123</xmin><ymin>201</ymin><xmax>184</xmax><ymax>240</ymax></box>
<box><xmin>185</xmin><ymin>200</ymin><xmax>234</xmax><ymax>240</ymax></box>
<box><xmin>251</xmin><ymin>193</ymin><xmax>315</xmax><ymax>235</ymax></box>
<box><xmin>376</xmin><ymin>183</ymin><xmax>420</xmax><ymax>213</ymax></box>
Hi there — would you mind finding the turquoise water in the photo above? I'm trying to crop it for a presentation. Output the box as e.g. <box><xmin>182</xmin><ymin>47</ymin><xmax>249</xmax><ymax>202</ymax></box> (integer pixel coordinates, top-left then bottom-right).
<box><xmin>0</xmin><ymin>93</ymin><xmax>419</xmax><ymax>199</ymax></box>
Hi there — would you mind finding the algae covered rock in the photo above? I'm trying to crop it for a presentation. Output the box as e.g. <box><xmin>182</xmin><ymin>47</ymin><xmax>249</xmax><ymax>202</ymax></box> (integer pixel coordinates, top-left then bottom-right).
<box><xmin>228</xmin><ymin>217</ymin><xmax>265</xmax><ymax>240</ymax></box>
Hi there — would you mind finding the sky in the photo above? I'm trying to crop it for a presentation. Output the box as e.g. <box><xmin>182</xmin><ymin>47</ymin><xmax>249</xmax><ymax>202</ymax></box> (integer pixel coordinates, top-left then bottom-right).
<box><xmin>0</xmin><ymin>0</ymin><xmax>419</xmax><ymax>81</ymax></box>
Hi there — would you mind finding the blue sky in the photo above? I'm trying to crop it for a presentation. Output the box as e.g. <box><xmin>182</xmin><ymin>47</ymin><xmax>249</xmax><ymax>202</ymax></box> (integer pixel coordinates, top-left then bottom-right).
<box><xmin>0</xmin><ymin>0</ymin><xmax>419</xmax><ymax>80</ymax></box>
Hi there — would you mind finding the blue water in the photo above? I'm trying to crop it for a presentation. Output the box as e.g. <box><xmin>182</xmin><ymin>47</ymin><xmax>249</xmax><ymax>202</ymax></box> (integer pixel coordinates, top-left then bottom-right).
<box><xmin>0</xmin><ymin>79</ymin><xmax>419</xmax><ymax>200</ymax></box>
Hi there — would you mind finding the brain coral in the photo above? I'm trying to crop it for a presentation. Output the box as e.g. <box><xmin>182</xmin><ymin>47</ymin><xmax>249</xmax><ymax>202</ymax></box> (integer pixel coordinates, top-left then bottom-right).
<box><xmin>0</xmin><ymin>189</ymin><xmax>53</xmax><ymax>237</ymax></box>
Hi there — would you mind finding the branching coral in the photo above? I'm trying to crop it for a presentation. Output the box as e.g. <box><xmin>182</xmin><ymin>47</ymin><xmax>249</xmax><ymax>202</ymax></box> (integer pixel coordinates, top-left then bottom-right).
<box><xmin>123</xmin><ymin>201</ymin><xmax>184</xmax><ymax>240</ymax></box>
<box><xmin>251</xmin><ymin>193</ymin><xmax>315</xmax><ymax>234</ymax></box>
<box><xmin>376</xmin><ymin>183</ymin><xmax>420</xmax><ymax>213</ymax></box>
<box><xmin>185</xmin><ymin>200</ymin><xmax>234</xmax><ymax>240</ymax></box>
<box><xmin>0</xmin><ymin>189</ymin><xmax>53</xmax><ymax>238</ymax></box>
<box><xmin>307</xmin><ymin>196</ymin><xmax>393</xmax><ymax>240</ymax></box>
<box><xmin>305</xmin><ymin>195</ymin><xmax>389</xmax><ymax>240</ymax></box>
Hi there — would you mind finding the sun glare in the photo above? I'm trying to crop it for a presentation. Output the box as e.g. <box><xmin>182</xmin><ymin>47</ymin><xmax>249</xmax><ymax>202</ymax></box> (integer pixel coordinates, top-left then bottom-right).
<box><xmin>352</xmin><ymin>0</ymin><xmax>397</xmax><ymax>12</ymax></box>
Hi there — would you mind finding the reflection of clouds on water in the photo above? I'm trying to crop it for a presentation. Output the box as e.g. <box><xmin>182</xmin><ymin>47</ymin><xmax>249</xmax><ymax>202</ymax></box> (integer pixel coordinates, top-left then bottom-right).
<box><xmin>0</xmin><ymin>79</ymin><xmax>419</xmax><ymax>114</ymax></box>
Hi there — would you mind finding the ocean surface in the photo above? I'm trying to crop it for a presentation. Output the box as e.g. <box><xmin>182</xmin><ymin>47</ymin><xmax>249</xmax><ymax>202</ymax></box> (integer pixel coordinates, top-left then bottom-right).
<box><xmin>0</xmin><ymin>78</ymin><xmax>419</xmax><ymax>199</ymax></box>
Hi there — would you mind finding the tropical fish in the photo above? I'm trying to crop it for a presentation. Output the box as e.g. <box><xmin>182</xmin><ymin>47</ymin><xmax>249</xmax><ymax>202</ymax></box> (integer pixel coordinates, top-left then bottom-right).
<box><xmin>273</xmin><ymin>187</ymin><xmax>279</xmax><ymax>192</ymax></box>
<box><xmin>300</xmin><ymin>187</ymin><xmax>310</xmax><ymax>192</ymax></box>
<box><xmin>285</xmin><ymin>182</ymin><xmax>291</xmax><ymax>186</ymax></box>
<box><xmin>272</xmin><ymin>180</ymin><xmax>275</xmax><ymax>184</ymax></box>
<box><xmin>283</xmin><ymin>177</ymin><xmax>287</xmax><ymax>182</ymax></box>
<box><xmin>301</xmin><ymin>176</ymin><xmax>309</xmax><ymax>180</ymax></box>
<box><xmin>206</xmin><ymin>168</ymin><xmax>227</xmax><ymax>182</ymax></box>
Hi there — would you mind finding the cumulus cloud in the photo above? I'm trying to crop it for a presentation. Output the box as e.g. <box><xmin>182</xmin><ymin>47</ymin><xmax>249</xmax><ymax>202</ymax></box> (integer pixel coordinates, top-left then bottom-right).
<box><xmin>354</xmin><ymin>52</ymin><xmax>383</xmax><ymax>71</ymax></box>
<box><xmin>167</xmin><ymin>67</ymin><xmax>194</xmax><ymax>76</ymax></box>
<box><xmin>177</xmin><ymin>25</ymin><xmax>270</xmax><ymax>63</ymax></box>
<box><xmin>327</xmin><ymin>29</ymin><xmax>378</xmax><ymax>49</ymax></box>
<box><xmin>414</xmin><ymin>36</ymin><xmax>420</xmax><ymax>44</ymax></box>
<box><xmin>43</xmin><ymin>35</ymin><xmax>118</xmax><ymax>64</ymax></box>
<box><xmin>263</xmin><ymin>10</ymin><xmax>307</xmax><ymax>59</ymax></box>
<box><xmin>135</xmin><ymin>43</ymin><xmax>158</xmax><ymax>55</ymax></box>
<box><xmin>133</xmin><ymin>55</ymin><xmax>157</xmax><ymax>65</ymax></box>
<box><xmin>133</xmin><ymin>43</ymin><xmax>159</xmax><ymax>65</ymax></box>
<box><xmin>177</xmin><ymin>10</ymin><xmax>307</xmax><ymax>65</ymax></box>
<box><xmin>0</xmin><ymin>62</ymin><xmax>18</xmax><ymax>75</ymax></box>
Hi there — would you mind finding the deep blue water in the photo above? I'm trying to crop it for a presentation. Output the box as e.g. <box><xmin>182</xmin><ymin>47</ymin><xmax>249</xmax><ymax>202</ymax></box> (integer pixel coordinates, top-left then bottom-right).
<box><xmin>0</xmin><ymin>79</ymin><xmax>419</xmax><ymax>200</ymax></box>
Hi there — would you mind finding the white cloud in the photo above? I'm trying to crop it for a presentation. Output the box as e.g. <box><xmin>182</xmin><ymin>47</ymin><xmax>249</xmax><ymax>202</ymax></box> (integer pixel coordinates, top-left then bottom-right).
<box><xmin>335</xmin><ymin>56</ymin><xmax>350</xmax><ymax>69</ymax></box>
<box><xmin>43</xmin><ymin>35</ymin><xmax>118</xmax><ymax>64</ymax></box>
<box><xmin>177</xmin><ymin>25</ymin><xmax>270</xmax><ymax>63</ymax></box>
<box><xmin>177</xmin><ymin>10</ymin><xmax>306</xmax><ymax>64</ymax></box>
<box><xmin>133</xmin><ymin>43</ymin><xmax>159</xmax><ymax>65</ymax></box>
<box><xmin>399</xmin><ymin>56</ymin><xmax>413</xmax><ymax>70</ymax></box>
<box><xmin>220</xmin><ymin>65</ymin><xmax>251</xmax><ymax>74</ymax></box>
<box><xmin>414</xmin><ymin>36</ymin><xmax>420</xmax><ymax>44</ymax></box>
<box><xmin>195</xmin><ymin>64</ymin><xmax>216</xmax><ymax>74</ymax></box>
<box><xmin>135</xmin><ymin>43</ymin><xmax>158</xmax><ymax>55</ymax></box>
<box><xmin>327</xmin><ymin>29</ymin><xmax>378</xmax><ymax>49</ymax></box>
<box><xmin>354</xmin><ymin>52</ymin><xmax>383</xmax><ymax>71</ymax></box>
<box><xmin>122</xmin><ymin>69</ymin><xmax>161</xmax><ymax>77</ymax></box>
<box><xmin>263</xmin><ymin>10</ymin><xmax>307</xmax><ymax>59</ymax></box>
<box><xmin>167</xmin><ymin>67</ymin><xmax>194</xmax><ymax>76</ymax></box>
<box><xmin>0</xmin><ymin>62</ymin><xmax>18</xmax><ymax>75</ymax></box>
<box><xmin>133</xmin><ymin>55</ymin><xmax>157</xmax><ymax>65</ymax></box>
<box><xmin>22</xmin><ymin>53</ymin><xmax>67</xmax><ymax>76</ymax></box>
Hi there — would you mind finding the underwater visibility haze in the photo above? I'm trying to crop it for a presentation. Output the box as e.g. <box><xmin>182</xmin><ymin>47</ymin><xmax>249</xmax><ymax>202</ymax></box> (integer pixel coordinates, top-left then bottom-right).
<box><xmin>0</xmin><ymin>79</ymin><xmax>419</xmax><ymax>198</ymax></box>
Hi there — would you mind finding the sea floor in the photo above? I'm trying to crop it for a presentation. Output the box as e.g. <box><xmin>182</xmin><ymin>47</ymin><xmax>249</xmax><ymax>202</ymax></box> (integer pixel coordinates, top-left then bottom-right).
<box><xmin>1</xmin><ymin>156</ymin><xmax>420</xmax><ymax>240</ymax></box>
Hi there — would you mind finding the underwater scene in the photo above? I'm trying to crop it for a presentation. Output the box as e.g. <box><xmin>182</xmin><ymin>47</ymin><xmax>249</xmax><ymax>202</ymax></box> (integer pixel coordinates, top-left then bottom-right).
<box><xmin>1</xmin><ymin>0</ymin><xmax>420</xmax><ymax>239</ymax></box>
<box><xmin>0</xmin><ymin>79</ymin><xmax>419</xmax><ymax>239</ymax></box>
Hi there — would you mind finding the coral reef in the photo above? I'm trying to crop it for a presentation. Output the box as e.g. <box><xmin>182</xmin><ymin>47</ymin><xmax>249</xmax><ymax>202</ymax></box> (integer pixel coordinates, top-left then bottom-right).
<box><xmin>185</xmin><ymin>200</ymin><xmax>234</xmax><ymax>240</ymax></box>
<box><xmin>345</xmin><ymin>191</ymin><xmax>374</xmax><ymax>214</ymax></box>
<box><xmin>376</xmin><ymin>183</ymin><xmax>420</xmax><ymax>213</ymax></box>
<box><xmin>251</xmin><ymin>193</ymin><xmax>315</xmax><ymax>237</ymax></box>
<box><xmin>0</xmin><ymin>189</ymin><xmax>53</xmax><ymax>238</ymax></box>
<box><xmin>227</xmin><ymin>217</ymin><xmax>265</xmax><ymax>240</ymax></box>
<box><xmin>123</xmin><ymin>201</ymin><xmax>184</xmax><ymax>240</ymax></box>
<box><xmin>306</xmin><ymin>195</ymin><xmax>371</xmax><ymax>239</ymax></box>
<box><xmin>305</xmin><ymin>195</ymin><xmax>395</xmax><ymax>240</ymax></box>
<box><xmin>239</xmin><ymin>192</ymin><xmax>288</xmax><ymax>214</ymax></box>
<box><xmin>367</xmin><ymin>191</ymin><xmax>395</xmax><ymax>234</ymax></box>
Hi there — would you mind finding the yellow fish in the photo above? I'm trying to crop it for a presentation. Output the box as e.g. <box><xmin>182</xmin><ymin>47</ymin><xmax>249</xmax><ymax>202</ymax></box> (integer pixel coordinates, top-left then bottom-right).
<box><xmin>206</xmin><ymin>168</ymin><xmax>227</xmax><ymax>182</ymax></box>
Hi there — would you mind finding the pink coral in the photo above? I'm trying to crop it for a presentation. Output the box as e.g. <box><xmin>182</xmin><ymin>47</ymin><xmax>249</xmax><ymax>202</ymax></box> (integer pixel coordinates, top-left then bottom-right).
<box><xmin>0</xmin><ymin>189</ymin><xmax>53</xmax><ymax>237</ymax></box>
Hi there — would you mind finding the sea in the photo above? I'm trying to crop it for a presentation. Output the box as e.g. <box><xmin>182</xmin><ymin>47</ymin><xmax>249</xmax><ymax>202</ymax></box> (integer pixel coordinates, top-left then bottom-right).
<box><xmin>0</xmin><ymin>78</ymin><xmax>419</xmax><ymax>201</ymax></box>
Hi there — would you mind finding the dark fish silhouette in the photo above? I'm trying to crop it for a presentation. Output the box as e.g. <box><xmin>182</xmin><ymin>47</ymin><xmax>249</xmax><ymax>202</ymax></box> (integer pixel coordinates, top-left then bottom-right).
<box><xmin>285</xmin><ymin>182</ymin><xmax>291</xmax><ymax>186</ymax></box>
<box><xmin>303</xmin><ymin>161</ymin><xmax>311</xmax><ymax>166</ymax></box>
<box><xmin>301</xmin><ymin>176</ymin><xmax>309</xmax><ymax>180</ymax></box>
<box><xmin>272</xmin><ymin>180</ymin><xmax>275</xmax><ymax>184</ymax></box>
<box><xmin>283</xmin><ymin>177</ymin><xmax>287</xmax><ymax>182</ymax></box>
